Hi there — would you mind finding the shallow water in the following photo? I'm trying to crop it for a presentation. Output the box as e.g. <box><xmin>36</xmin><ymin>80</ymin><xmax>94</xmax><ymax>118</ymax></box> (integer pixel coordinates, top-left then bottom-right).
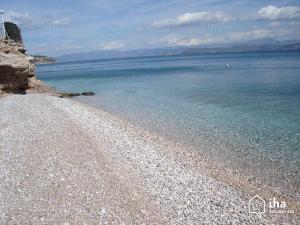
<box><xmin>37</xmin><ymin>51</ymin><xmax>300</xmax><ymax>199</ymax></box>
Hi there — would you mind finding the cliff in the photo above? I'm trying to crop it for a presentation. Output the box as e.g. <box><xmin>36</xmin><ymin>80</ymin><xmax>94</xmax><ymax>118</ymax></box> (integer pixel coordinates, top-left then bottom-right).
<box><xmin>0</xmin><ymin>39</ymin><xmax>55</xmax><ymax>95</ymax></box>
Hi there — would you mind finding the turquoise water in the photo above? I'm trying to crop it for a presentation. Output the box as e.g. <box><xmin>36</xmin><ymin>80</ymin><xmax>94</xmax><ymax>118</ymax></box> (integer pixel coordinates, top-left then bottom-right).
<box><xmin>37</xmin><ymin>52</ymin><xmax>300</xmax><ymax>198</ymax></box>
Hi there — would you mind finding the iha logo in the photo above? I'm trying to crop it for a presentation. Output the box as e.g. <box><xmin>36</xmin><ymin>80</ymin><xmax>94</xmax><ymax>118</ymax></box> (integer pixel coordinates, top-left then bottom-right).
<box><xmin>249</xmin><ymin>195</ymin><xmax>294</xmax><ymax>218</ymax></box>
<box><xmin>249</xmin><ymin>195</ymin><xmax>265</xmax><ymax>218</ymax></box>
<box><xmin>269</xmin><ymin>197</ymin><xmax>286</xmax><ymax>210</ymax></box>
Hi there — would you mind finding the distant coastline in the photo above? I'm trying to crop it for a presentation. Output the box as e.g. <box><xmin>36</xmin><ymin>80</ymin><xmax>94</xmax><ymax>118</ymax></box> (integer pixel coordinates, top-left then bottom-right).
<box><xmin>31</xmin><ymin>55</ymin><xmax>57</xmax><ymax>65</ymax></box>
<box><xmin>56</xmin><ymin>39</ymin><xmax>300</xmax><ymax>63</ymax></box>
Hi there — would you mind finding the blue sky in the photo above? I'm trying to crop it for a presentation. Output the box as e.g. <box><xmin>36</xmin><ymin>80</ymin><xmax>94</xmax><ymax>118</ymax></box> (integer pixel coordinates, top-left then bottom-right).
<box><xmin>1</xmin><ymin>0</ymin><xmax>300</xmax><ymax>56</ymax></box>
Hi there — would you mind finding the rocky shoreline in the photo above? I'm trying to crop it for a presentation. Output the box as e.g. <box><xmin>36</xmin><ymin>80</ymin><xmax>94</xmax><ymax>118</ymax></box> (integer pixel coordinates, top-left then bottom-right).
<box><xmin>0</xmin><ymin>39</ymin><xmax>95</xmax><ymax>99</ymax></box>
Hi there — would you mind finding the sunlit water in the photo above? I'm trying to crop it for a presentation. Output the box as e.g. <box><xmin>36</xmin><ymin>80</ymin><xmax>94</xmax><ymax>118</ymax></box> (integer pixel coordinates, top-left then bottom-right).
<box><xmin>37</xmin><ymin>52</ymin><xmax>300</xmax><ymax>199</ymax></box>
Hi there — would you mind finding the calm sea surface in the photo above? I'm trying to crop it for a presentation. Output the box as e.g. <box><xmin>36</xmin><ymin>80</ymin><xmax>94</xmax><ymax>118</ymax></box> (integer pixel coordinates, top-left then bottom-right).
<box><xmin>37</xmin><ymin>51</ymin><xmax>300</xmax><ymax>199</ymax></box>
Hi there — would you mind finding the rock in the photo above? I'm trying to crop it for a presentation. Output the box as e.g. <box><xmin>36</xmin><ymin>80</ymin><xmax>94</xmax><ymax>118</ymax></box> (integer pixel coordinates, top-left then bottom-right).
<box><xmin>58</xmin><ymin>92</ymin><xmax>81</xmax><ymax>98</ymax></box>
<box><xmin>0</xmin><ymin>39</ymin><xmax>54</xmax><ymax>94</ymax></box>
<box><xmin>81</xmin><ymin>92</ymin><xmax>95</xmax><ymax>96</ymax></box>
<box><xmin>56</xmin><ymin>91</ymin><xmax>96</xmax><ymax>98</ymax></box>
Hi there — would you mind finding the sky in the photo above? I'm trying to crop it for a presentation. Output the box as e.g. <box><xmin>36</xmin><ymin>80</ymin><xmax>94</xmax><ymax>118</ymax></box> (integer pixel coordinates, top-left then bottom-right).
<box><xmin>1</xmin><ymin>0</ymin><xmax>300</xmax><ymax>56</ymax></box>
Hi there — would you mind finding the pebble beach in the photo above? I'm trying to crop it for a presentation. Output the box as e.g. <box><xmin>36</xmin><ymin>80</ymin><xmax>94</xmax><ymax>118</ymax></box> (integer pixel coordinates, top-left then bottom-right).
<box><xmin>0</xmin><ymin>94</ymin><xmax>298</xmax><ymax>224</ymax></box>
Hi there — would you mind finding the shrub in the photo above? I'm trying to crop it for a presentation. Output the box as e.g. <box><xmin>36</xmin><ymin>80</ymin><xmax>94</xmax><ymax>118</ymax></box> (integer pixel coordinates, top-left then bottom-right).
<box><xmin>4</xmin><ymin>22</ymin><xmax>23</xmax><ymax>43</ymax></box>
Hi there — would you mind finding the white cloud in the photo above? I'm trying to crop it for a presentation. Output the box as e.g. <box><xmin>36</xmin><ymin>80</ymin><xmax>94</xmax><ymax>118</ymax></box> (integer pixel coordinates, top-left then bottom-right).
<box><xmin>228</xmin><ymin>29</ymin><xmax>272</xmax><ymax>42</ymax></box>
<box><xmin>162</xmin><ymin>35</ymin><xmax>225</xmax><ymax>46</ymax></box>
<box><xmin>5</xmin><ymin>11</ymin><xmax>37</xmax><ymax>29</ymax></box>
<box><xmin>161</xmin><ymin>27</ymin><xmax>298</xmax><ymax>47</ymax></box>
<box><xmin>98</xmin><ymin>41</ymin><xmax>125</xmax><ymax>50</ymax></box>
<box><xmin>4</xmin><ymin>11</ymin><xmax>70</xmax><ymax>30</ymax></box>
<box><xmin>163</xmin><ymin>37</ymin><xmax>202</xmax><ymax>46</ymax></box>
<box><xmin>267</xmin><ymin>21</ymin><xmax>282</xmax><ymax>28</ymax></box>
<box><xmin>29</xmin><ymin>42</ymin><xmax>82</xmax><ymax>55</ymax></box>
<box><xmin>52</xmin><ymin>19</ymin><xmax>70</xmax><ymax>27</ymax></box>
<box><xmin>152</xmin><ymin>11</ymin><xmax>232</xmax><ymax>28</ymax></box>
<box><xmin>255</xmin><ymin>5</ymin><xmax>300</xmax><ymax>21</ymax></box>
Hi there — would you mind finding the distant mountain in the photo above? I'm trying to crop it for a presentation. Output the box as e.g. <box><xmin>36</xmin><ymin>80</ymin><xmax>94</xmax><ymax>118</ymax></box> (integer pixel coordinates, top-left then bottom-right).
<box><xmin>182</xmin><ymin>43</ymin><xmax>300</xmax><ymax>55</ymax></box>
<box><xmin>57</xmin><ymin>47</ymin><xmax>183</xmax><ymax>62</ymax></box>
<box><xmin>56</xmin><ymin>39</ymin><xmax>300</xmax><ymax>63</ymax></box>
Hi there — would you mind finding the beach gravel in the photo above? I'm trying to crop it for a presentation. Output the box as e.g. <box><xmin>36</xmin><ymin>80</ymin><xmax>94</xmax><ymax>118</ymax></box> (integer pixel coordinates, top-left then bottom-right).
<box><xmin>0</xmin><ymin>94</ymin><xmax>298</xmax><ymax>224</ymax></box>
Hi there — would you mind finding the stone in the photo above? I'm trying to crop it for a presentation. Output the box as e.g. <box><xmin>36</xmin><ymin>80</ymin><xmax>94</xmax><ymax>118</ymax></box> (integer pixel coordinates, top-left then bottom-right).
<box><xmin>58</xmin><ymin>92</ymin><xmax>81</xmax><ymax>98</ymax></box>
<box><xmin>81</xmin><ymin>92</ymin><xmax>95</xmax><ymax>96</ymax></box>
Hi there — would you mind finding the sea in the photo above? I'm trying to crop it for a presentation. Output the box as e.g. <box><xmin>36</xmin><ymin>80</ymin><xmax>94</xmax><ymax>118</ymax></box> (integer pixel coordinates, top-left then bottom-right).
<box><xmin>36</xmin><ymin>51</ymin><xmax>300</xmax><ymax>200</ymax></box>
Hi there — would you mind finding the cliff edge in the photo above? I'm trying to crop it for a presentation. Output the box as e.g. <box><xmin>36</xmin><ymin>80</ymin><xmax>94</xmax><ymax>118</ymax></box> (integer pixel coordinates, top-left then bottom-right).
<box><xmin>0</xmin><ymin>39</ymin><xmax>55</xmax><ymax>95</ymax></box>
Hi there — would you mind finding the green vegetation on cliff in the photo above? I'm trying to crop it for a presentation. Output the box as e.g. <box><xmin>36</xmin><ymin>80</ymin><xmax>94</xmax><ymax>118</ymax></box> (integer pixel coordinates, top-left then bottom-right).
<box><xmin>4</xmin><ymin>22</ymin><xmax>23</xmax><ymax>44</ymax></box>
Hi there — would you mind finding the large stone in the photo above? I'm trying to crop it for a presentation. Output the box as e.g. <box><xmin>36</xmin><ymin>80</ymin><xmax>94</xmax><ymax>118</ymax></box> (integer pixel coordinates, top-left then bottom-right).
<box><xmin>81</xmin><ymin>91</ymin><xmax>95</xmax><ymax>96</ymax></box>
<box><xmin>0</xmin><ymin>39</ymin><xmax>54</xmax><ymax>94</ymax></box>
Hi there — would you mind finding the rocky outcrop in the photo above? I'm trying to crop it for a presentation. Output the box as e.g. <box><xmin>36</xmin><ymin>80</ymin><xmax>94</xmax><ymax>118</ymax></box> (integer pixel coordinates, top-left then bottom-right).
<box><xmin>58</xmin><ymin>92</ymin><xmax>81</xmax><ymax>98</ymax></box>
<box><xmin>81</xmin><ymin>91</ymin><xmax>95</xmax><ymax>96</ymax></box>
<box><xmin>0</xmin><ymin>39</ymin><xmax>55</xmax><ymax>95</ymax></box>
<box><xmin>57</xmin><ymin>92</ymin><xmax>96</xmax><ymax>98</ymax></box>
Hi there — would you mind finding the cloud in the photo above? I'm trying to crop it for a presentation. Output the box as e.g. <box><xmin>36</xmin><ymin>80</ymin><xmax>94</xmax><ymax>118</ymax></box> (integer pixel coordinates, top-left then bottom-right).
<box><xmin>228</xmin><ymin>29</ymin><xmax>272</xmax><ymax>41</ymax></box>
<box><xmin>163</xmin><ymin>37</ymin><xmax>202</xmax><ymax>46</ymax></box>
<box><xmin>5</xmin><ymin>11</ymin><xmax>38</xmax><ymax>29</ymax></box>
<box><xmin>4</xmin><ymin>11</ymin><xmax>70</xmax><ymax>30</ymax></box>
<box><xmin>255</xmin><ymin>5</ymin><xmax>300</xmax><ymax>21</ymax></box>
<box><xmin>267</xmin><ymin>21</ymin><xmax>282</xmax><ymax>28</ymax></box>
<box><xmin>51</xmin><ymin>19</ymin><xmax>70</xmax><ymax>27</ymax></box>
<box><xmin>29</xmin><ymin>41</ymin><xmax>82</xmax><ymax>55</ymax></box>
<box><xmin>227</xmin><ymin>28</ymin><xmax>298</xmax><ymax>42</ymax></box>
<box><xmin>152</xmin><ymin>11</ymin><xmax>232</xmax><ymax>28</ymax></box>
<box><xmin>162</xmin><ymin>35</ymin><xmax>225</xmax><ymax>46</ymax></box>
<box><xmin>162</xmin><ymin>27</ymin><xmax>297</xmax><ymax>47</ymax></box>
<box><xmin>98</xmin><ymin>41</ymin><xmax>125</xmax><ymax>50</ymax></box>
